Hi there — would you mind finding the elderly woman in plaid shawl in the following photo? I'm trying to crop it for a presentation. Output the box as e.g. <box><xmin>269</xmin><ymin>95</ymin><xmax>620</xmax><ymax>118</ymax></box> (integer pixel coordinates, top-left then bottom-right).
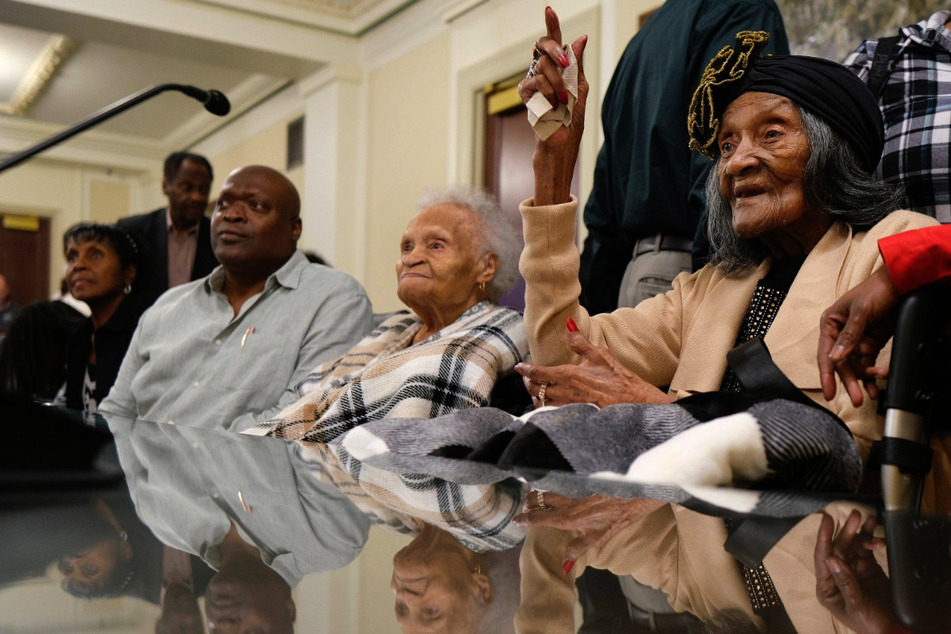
<box><xmin>246</xmin><ymin>184</ymin><xmax>530</xmax><ymax>551</ymax></box>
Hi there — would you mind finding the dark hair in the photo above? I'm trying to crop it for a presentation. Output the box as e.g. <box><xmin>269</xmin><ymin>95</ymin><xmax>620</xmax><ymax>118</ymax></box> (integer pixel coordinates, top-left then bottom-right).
<box><xmin>0</xmin><ymin>300</ymin><xmax>86</xmax><ymax>400</ymax></box>
<box><xmin>706</xmin><ymin>106</ymin><xmax>904</xmax><ymax>274</ymax></box>
<box><xmin>63</xmin><ymin>223</ymin><xmax>140</xmax><ymax>272</ymax></box>
<box><xmin>164</xmin><ymin>151</ymin><xmax>213</xmax><ymax>183</ymax></box>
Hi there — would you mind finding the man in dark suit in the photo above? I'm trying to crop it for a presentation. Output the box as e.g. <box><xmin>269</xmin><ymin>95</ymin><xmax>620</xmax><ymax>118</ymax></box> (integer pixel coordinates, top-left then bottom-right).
<box><xmin>118</xmin><ymin>152</ymin><xmax>218</xmax><ymax>307</ymax></box>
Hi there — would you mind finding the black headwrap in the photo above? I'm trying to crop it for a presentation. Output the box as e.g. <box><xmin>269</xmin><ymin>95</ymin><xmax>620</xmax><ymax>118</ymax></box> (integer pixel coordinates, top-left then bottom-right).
<box><xmin>687</xmin><ymin>31</ymin><xmax>884</xmax><ymax>172</ymax></box>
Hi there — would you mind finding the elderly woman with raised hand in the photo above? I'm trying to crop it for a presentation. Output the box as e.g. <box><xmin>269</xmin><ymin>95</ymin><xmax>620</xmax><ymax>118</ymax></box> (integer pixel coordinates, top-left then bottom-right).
<box><xmin>512</xmin><ymin>12</ymin><xmax>942</xmax><ymax>633</ymax></box>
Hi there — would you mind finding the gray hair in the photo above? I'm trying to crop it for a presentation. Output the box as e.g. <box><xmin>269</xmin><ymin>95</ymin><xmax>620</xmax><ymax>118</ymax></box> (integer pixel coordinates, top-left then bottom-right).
<box><xmin>706</xmin><ymin>106</ymin><xmax>905</xmax><ymax>274</ymax></box>
<box><xmin>415</xmin><ymin>185</ymin><xmax>521</xmax><ymax>302</ymax></box>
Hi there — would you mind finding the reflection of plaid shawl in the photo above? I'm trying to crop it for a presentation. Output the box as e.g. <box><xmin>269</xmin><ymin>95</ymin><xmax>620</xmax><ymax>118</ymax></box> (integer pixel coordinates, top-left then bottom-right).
<box><xmin>249</xmin><ymin>302</ymin><xmax>527</xmax><ymax>441</ymax></box>
<box><xmin>293</xmin><ymin>441</ymin><xmax>526</xmax><ymax>553</ymax></box>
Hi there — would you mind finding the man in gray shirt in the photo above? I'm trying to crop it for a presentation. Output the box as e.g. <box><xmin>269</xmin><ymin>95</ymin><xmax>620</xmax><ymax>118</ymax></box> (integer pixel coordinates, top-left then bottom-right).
<box><xmin>101</xmin><ymin>165</ymin><xmax>373</xmax><ymax>431</ymax></box>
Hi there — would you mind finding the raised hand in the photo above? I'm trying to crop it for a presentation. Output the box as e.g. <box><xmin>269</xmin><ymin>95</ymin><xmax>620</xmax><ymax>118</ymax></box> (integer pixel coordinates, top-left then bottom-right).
<box><xmin>517</xmin><ymin>6</ymin><xmax>588</xmax><ymax>205</ymax></box>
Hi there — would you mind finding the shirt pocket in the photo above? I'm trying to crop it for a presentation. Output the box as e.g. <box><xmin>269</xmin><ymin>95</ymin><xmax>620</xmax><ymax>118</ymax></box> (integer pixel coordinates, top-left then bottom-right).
<box><xmin>213</xmin><ymin>333</ymin><xmax>298</xmax><ymax>393</ymax></box>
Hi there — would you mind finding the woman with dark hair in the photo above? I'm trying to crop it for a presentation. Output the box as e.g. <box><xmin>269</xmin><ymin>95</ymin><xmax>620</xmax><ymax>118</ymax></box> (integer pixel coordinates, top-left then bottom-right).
<box><xmin>62</xmin><ymin>223</ymin><xmax>142</xmax><ymax>413</ymax></box>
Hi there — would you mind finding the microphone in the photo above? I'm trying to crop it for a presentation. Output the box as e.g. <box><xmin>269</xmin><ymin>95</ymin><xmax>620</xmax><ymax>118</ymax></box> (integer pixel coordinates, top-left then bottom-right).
<box><xmin>0</xmin><ymin>83</ymin><xmax>232</xmax><ymax>174</ymax></box>
<box><xmin>179</xmin><ymin>86</ymin><xmax>231</xmax><ymax>116</ymax></box>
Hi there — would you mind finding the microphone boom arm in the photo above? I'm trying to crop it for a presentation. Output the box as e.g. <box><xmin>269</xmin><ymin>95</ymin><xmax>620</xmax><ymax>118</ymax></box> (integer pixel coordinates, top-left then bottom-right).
<box><xmin>0</xmin><ymin>83</ymin><xmax>229</xmax><ymax>174</ymax></box>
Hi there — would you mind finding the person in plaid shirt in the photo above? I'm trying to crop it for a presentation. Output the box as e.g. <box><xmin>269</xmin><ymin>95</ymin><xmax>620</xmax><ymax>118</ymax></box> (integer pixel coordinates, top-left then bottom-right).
<box><xmin>845</xmin><ymin>10</ymin><xmax>951</xmax><ymax>223</ymax></box>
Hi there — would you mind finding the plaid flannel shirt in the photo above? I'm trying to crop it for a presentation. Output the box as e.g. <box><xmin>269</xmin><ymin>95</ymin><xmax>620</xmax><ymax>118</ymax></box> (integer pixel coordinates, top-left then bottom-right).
<box><xmin>845</xmin><ymin>10</ymin><xmax>951</xmax><ymax>223</ymax></box>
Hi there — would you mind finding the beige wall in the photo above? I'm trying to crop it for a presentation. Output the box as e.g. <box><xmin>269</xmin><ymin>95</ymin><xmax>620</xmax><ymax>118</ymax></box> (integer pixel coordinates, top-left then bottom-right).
<box><xmin>363</xmin><ymin>32</ymin><xmax>451</xmax><ymax>313</ymax></box>
<box><xmin>208</xmin><ymin>118</ymin><xmax>304</xmax><ymax>200</ymax></box>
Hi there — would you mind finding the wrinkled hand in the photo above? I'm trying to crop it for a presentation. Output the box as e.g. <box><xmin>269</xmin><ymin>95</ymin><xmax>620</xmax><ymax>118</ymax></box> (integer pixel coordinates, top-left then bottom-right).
<box><xmin>818</xmin><ymin>266</ymin><xmax>899</xmax><ymax>407</ymax></box>
<box><xmin>515</xmin><ymin>491</ymin><xmax>665</xmax><ymax>568</ymax></box>
<box><xmin>516</xmin><ymin>329</ymin><xmax>673</xmax><ymax>407</ymax></box>
<box><xmin>517</xmin><ymin>6</ymin><xmax>588</xmax><ymax>205</ymax></box>
<box><xmin>814</xmin><ymin>510</ymin><xmax>895</xmax><ymax>634</ymax></box>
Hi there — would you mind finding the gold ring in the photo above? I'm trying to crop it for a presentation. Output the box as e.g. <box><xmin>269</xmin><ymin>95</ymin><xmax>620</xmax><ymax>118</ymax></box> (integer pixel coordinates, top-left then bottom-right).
<box><xmin>537</xmin><ymin>381</ymin><xmax>548</xmax><ymax>406</ymax></box>
<box><xmin>532</xmin><ymin>44</ymin><xmax>541</xmax><ymax>60</ymax></box>
<box><xmin>536</xmin><ymin>490</ymin><xmax>548</xmax><ymax>510</ymax></box>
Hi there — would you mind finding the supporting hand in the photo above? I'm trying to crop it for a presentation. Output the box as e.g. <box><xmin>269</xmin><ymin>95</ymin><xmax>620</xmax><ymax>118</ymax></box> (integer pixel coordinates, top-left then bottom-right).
<box><xmin>818</xmin><ymin>266</ymin><xmax>899</xmax><ymax>406</ymax></box>
<box><xmin>516</xmin><ymin>328</ymin><xmax>673</xmax><ymax>407</ymax></box>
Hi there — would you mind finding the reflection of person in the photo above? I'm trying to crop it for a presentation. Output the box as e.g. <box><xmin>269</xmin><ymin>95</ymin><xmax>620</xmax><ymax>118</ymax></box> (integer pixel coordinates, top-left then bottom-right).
<box><xmin>391</xmin><ymin>523</ymin><xmax>520</xmax><ymax>634</ymax></box>
<box><xmin>101</xmin><ymin>166</ymin><xmax>372</xmax><ymax>430</ymax></box>
<box><xmin>62</xmin><ymin>223</ymin><xmax>143</xmax><ymax>413</ymax></box>
<box><xmin>57</xmin><ymin>499</ymin><xmax>137</xmax><ymax>599</ymax></box>
<box><xmin>813</xmin><ymin>510</ymin><xmax>896</xmax><ymax>634</ymax></box>
<box><xmin>118</xmin><ymin>152</ymin><xmax>218</xmax><ymax>307</ymax></box>
<box><xmin>108</xmin><ymin>416</ymin><xmax>370</xmax><ymax>586</ymax></box>
<box><xmin>254</xmin><ymin>185</ymin><xmax>526</xmax><ymax>442</ymax></box>
<box><xmin>819</xmin><ymin>224</ymin><xmax>951</xmax><ymax>406</ymax></box>
<box><xmin>844</xmin><ymin>10</ymin><xmax>951</xmax><ymax>222</ymax></box>
<box><xmin>514</xmin><ymin>16</ymin><xmax>939</xmax><ymax>633</ymax></box>
<box><xmin>203</xmin><ymin>524</ymin><xmax>296</xmax><ymax>634</ymax></box>
<box><xmin>577</xmin><ymin>0</ymin><xmax>788</xmax><ymax>313</ymax></box>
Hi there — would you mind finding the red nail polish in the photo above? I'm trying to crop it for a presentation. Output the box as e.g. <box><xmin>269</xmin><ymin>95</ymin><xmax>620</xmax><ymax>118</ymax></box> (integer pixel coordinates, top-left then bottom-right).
<box><xmin>562</xmin><ymin>560</ymin><xmax>575</xmax><ymax>575</ymax></box>
<box><xmin>566</xmin><ymin>318</ymin><xmax>578</xmax><ymax>332</ymax></box>
<box><xmin>558</xmin><ymin>55</ymin><xmax>569</xmax><ymax>68</ymax></box>
<box><xmin>559</xmin><ymin>90</ymin><xmax>568</xmax><ymax>104</ymax></box>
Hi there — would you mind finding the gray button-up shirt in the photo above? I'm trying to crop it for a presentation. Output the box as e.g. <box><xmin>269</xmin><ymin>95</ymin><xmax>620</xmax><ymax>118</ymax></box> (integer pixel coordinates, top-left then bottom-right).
<box><xmin>101</xmin><ymin>250</ymin><xmax>373</xmax><ymax>430</ymax></box>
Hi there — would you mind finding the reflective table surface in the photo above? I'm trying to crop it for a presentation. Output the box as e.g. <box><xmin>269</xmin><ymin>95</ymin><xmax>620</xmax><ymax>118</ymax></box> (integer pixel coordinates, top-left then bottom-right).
<box><xmin>3</xmin><ymin>394</ymin><xmax>946</xmax><ymax>633</ymax></box>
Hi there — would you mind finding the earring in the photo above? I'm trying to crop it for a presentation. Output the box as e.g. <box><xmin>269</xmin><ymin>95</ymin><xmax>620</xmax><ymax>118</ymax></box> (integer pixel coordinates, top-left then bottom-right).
<box><xmin>123</xmin><ymin>284</ymin><xmax>132</xmax><ymax>295</ymax></box>
<box><xmin>478</xmin><ymin>281</ymin><xmax>486</xmax><ymax>293</ymax></box>
<box><xmin>473</xmin><ymin>564</ymin><xmax>481</xmax><ymax>574</ymax></box>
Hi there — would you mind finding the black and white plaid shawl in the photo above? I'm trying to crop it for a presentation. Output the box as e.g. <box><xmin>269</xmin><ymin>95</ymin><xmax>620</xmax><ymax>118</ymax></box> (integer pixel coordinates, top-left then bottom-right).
<box><xmin>845</xmin><ymin>9</ymin><xmax>951</xmax><ymax>222</ymax></box>
<box><xmin>248</xmin><ymin>302</ymin><xmax>527</xmax><ymax>441</ymax></box>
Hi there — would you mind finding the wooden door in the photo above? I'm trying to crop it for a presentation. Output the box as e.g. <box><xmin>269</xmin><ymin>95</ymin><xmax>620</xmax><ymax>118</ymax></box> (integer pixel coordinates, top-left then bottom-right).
<box><xmin>483</xmin><ymin>81</ymin><xmax>579</xmax><ymax>310</ymax></box>
<box><xmin>0</xmin><ymin>214</ymin><xmax>51</xmax><ymax>306</ymax></box>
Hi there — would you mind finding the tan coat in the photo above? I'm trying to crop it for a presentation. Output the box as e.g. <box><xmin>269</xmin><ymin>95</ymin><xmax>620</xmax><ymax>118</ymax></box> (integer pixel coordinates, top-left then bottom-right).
<box><xmin>515</xmin><ymin>197</ymin><xmax>944</xmax><ymax>633</ymax></box>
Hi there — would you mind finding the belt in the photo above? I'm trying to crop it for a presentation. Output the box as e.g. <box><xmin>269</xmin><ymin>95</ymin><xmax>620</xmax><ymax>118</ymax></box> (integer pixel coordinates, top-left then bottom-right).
<box><xmin>632</xmin><ymin>233</ymin><xmax>694</xmax><ymax>258</ymax></box>
<box><xmin>628</xmin><ymin>605</ymin><xmax>702</xmax><ymax>633</ymax></box>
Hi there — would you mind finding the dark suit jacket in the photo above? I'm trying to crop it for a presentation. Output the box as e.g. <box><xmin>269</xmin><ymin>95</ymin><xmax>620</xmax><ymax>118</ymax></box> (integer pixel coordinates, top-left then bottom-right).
<box><xmin>118</xmin><ymin>208</ymin><xmax>217</xmax><ymax>307</ymax></box>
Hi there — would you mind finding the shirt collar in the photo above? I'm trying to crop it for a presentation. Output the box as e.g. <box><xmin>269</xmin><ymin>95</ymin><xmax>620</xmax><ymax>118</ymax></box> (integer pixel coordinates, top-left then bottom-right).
<box><xmin>904</xmin><ymin>10</ymin><xmax>951</xmax><ymax>51</ymax></box>
<box><xmin>204</xmin><ymin>249</ymin><xmax>307</xmax><ymax>294</ymax></box>
<box><xmin>165</xmin><ymin>208</ymin><xmax>199</xmax><ymax>236</ymax></box>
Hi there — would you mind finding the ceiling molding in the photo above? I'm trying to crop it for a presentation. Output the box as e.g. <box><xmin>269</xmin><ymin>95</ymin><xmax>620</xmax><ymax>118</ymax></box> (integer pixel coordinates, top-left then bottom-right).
<box><xmin>360</xmin><ymin>0</ymin><xmax>452</xmax><ymax>70</ymax></box>
<box><xmin>297</xmin><ymin>64</ymin><xmax>364</xmax><ymax>96</ymax></box>
<box><xmin>0</xmin><ymin>115</ymin><xmax>164</xmax><ymax>171</ymax></box>
<box><xmin>195</xmin><ymin>0</ymin><xmax>418</xmax><ymax>35</ymax></box>
<box><xmin>440</xmin><ymin>0</ymin><xmax>487</xmax><ymax>23</ymax></box>
<box><xmin>7</xmin><ymin>0</ymin><xmax>359</xmax><ymax>64</ymax></box>
<box><xmin>163</xmin><ymin>74</ymin><xmax>292</xmax><ymax>149</ymax></box>
<box><xmin>0</xmin><ymin>34</ymin><xmax>75</xmax><ymax>116</ymax></box>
